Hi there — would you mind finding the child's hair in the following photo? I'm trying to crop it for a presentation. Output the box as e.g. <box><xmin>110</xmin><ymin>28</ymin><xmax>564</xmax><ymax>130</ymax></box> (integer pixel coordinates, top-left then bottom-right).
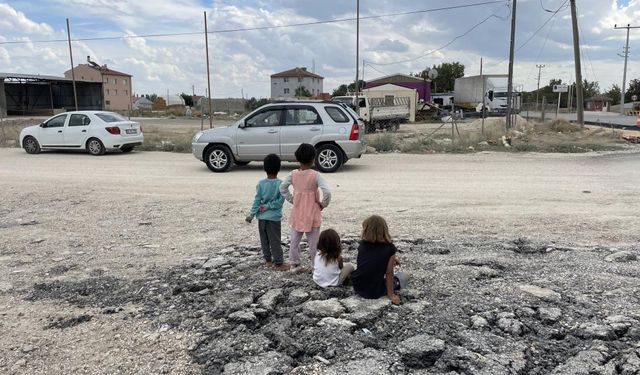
<box><xmin>263</xmin><ymin>153</ymin><xmax>281</xmax><ymax>175</ymax></box>
<box><xmin>361</xmin><ymin>215</ymin><xmax>391</xmax><ymax>243</ymax></box>
<box><xmin>317</xmin><ymin>229</ymin><xmax>342</xmax><ymax>265</ymax></box>
<box><xmin>295</xmin><ymin>143</ymin><xmax>316</xmax><ymax>165</ymax></box>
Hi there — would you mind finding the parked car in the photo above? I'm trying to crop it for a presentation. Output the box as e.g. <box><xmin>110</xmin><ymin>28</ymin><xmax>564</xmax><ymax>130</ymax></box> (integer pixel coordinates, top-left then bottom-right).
<box><xmin>20</xmin><ymin>111</ymin><xmax>143</xmax><ymax>155</ymax></box>
<box><xmin>192</xmin><ymin>102</ymin><xmax>366</xmax><ymax>173</ymax></box>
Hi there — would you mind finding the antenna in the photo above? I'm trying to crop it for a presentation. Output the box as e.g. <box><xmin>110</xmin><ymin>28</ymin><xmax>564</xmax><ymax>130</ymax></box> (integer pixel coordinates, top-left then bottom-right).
<box><xmin>312</xmin><ymin>59</ymin><xmax>315</xmax><ymax>73</ymax></box>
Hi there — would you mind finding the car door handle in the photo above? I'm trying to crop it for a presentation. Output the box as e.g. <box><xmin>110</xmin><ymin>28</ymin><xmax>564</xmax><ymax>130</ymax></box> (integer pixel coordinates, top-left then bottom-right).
<box><xmin>57</xmin><ymin>130</ymin><xmax>62</xmax><ymax>133</ymax></box>
<box><xmin>81</xmin><ymin>130</ymin><xmax>87</xmax><ymax>132</ymax></box>
<box><xmin>267</xmin><ymin>130</ymin><xmax>278</xmax><ymax>134</ymax></box>
<box><xmin>310</xmin><ymin>127</ymin><xmax>321</xmax><ymax>131</ymax></box>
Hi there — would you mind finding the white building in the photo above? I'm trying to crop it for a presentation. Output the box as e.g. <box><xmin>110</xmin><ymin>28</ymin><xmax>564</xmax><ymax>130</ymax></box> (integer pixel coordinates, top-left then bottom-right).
<box><xmin>270</xmin><ymin>67</ymin><xmax>324</xmax><ymax>99</ymax></box>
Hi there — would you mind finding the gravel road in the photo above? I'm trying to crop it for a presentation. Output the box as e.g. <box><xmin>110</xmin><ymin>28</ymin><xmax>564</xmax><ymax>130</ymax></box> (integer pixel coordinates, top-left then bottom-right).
<box><xmin>1</xmin><ymin>148</ymin><xmax>639</xmax><ymax>374</ymax></box>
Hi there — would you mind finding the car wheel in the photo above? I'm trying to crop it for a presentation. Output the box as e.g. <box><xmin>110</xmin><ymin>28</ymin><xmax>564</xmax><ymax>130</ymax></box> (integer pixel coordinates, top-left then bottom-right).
<box><xmin>23</xmin><ymin>136</ymin><xmax>41</xmax><ymax>154</ymax></box>
<box><xmin>87</xmin><ymin>138</ymin><xmax>105</xmax><ymax>156</ymax></box>
<box><xmin>235</xmin><ymin>161</ymin><xmax>250</xmax><ymax>166</ymax></box>
<box><xmin>315</xmin><ymin>144</ymin><xmax>343</xmax><ymax>173</ymax></box>
<box><xmin>205</xmin><ymin>145</ymin><xmax>233</xmax><ymax>172</ymax></box>
<box><xmin>121</xmin><ymin>146</ymin><xmax>134</xmax><ymax>153</ymax></box>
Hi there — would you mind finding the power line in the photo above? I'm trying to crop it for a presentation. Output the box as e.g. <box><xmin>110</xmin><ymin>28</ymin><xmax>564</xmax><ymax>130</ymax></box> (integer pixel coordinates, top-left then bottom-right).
<box><xmin>367</xmin><ymin>2</ymin><xmax>510</xmax><ymax>66</ymax></box>
<box><xmin>0</xmin><ymin>0</ymin><xmax>506</xmax><ymax>46</ymax></box>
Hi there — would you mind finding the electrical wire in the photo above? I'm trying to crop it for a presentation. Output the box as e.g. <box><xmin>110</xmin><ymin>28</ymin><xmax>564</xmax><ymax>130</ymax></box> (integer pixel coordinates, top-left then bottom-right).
<box><xmin>367</xmin><ymin>1</ymin><xmax>511</xmax><ymax>66</ymax></box>
<box><xmin>0</xmin><ymin>0</ymin><xmax>507</xmax><ymax>45</ymax></box>
<box><xmin>539</xmin><ymin>0</ymin><xmax>569</xmax><ymax>13</ymax></box>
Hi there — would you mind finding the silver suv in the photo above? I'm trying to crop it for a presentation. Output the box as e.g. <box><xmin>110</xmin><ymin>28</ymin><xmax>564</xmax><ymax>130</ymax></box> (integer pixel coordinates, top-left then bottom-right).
<box><xmin>192</xmin><ymin>102</ymin><xmax>366</xmax><ymax>173</ymax></box>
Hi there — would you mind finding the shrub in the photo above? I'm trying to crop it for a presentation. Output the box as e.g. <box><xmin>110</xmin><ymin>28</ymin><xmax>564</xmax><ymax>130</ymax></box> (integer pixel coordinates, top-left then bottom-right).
<box><xmin>368</xmin><ymin>133</ymin><xmax>397</xmax><ymax>152</ymax></box>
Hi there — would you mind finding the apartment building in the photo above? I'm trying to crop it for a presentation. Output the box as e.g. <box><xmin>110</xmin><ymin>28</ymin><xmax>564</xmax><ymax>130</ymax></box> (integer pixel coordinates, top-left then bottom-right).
<box><xmin>64</xmin><ymin>56</ymin><xmax>132</xmax><ymax>111</ymax></box>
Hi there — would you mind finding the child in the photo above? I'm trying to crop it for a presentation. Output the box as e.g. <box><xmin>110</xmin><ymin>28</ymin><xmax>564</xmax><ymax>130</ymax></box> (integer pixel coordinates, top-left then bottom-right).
<box><xmin>313</xmin><ymin>229</ymin><xmax>355</xmax><ymax>288</ymax></box>
<box><xmin>246</xmin><ymin>154</ymin><xmax>288</xmax><ymax>271</ymax></box>
<box><xmin>351</xmin><ymin>215</ymin><xmax>406</xmax><ymax>305</ymax></box>
<box><xmin>280</xmin><ymin>143</ymin><xmax>332</xmax><ymax>271</ymax></box>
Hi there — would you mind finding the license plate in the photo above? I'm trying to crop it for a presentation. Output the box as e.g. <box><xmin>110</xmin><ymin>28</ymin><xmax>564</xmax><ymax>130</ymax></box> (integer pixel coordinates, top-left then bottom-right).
<box><xmin>125</xmin><ymin>129</ymin><xmax>136</xmax><ymax>134</ymax></box>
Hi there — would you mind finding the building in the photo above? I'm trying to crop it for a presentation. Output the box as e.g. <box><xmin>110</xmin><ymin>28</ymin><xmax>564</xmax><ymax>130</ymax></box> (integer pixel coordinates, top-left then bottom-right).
<box><xmin>0</xmin><ymin>73</ymin><xmax>103</xmax><ymax>116</ymax></box>
<box><xmin>585</xmin><ymin>95</ymin><xmax>613</xmax><ymax>112</ymax></box>
<box><xmin>362</xmin><ymin>83</ymin><xmax>419</xmax><ymax>122</ymax></box>
<box><xmin>364</xmin><ymin>73</ymin><xmax>431</xmax><ymax>102</ymax></box>
<box><xmin>270</xmin><ymin>67</ymin><xmax>324</xmax><ymax>99</ymax></box>
<box><xmin>131</xmin><ymin>95</ymin><xmax>153</xmax><ymax>110</ymax></box>
<box><xmin>64</xmin><ymin>56</ymin><xmax>132</xmax><ymax>111</ymax></box>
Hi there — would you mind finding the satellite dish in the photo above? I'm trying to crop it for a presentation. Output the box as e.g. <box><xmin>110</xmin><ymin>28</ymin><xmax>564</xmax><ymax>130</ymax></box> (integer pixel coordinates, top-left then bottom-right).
<box><xmin>428</xmin><ymin>69</ymin><xmax>438</xmax><ymax>80</ymax></box>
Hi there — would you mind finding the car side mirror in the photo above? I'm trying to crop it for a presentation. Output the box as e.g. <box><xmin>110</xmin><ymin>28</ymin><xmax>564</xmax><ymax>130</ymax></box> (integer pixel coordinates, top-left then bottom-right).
<box><xmin>40</xmin><ymin>123</ymin><xmax>46</xmax><ymax>128</ymax></box>
<box><xmin>238</xmin><ymin>122</ymin><xmax>246</xmax><ymax>129</ymax></box>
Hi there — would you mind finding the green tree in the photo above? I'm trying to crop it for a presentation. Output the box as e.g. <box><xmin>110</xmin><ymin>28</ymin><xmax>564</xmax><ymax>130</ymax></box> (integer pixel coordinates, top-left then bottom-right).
<box><xmin>332</xmin><ymin>84</ymin><xmax>348</xmax><ymax>97</ymax></box>
<box><xmin>414</xmin><ymin>62</ymin><xmax>465</xmax><ymax>93</ymax></box>
<box><xmin>331</xmin><ymin>80</ymin><xmax>366</xmax><ymax>97</ymax></box>
<box><xmin>245</xmin><ymin>97</ymin><xmax>270</xmax><ymax>111</ymax></box>
<box><xmin>604</xmin><ymin>84</ymin><xmax>621</xmax><ymax>105</ymax></box>
<box><xmin>625</xmin><ymin>78</ymin><xmax>640</xmax><ymax>102</ymax></box>
<box><xmin>180</xmin><ymin>93</ymin><xmax>194</xmax><ymax>107</ymax></box>
<box><xmin>145</xmin><ymin>94</ymin><xmax>158</xmax><ymax>102</ymax></box>
<box><xmin>295</xmin><ymin>86</ymin><xmax>312</xmax><ymax>97</ymax></box>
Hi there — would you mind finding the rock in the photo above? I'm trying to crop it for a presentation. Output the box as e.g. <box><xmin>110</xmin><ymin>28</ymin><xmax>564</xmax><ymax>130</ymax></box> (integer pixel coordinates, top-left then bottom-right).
<box><xmin>604</xmin><ymin>251</ymin><xmax>637</xmax><ymax>262</ymax></box>
<box><xmin>366</xmin><ymin>146</ymin><xmax>378</xmax><ymax>154</ymax></box>
<box><xmin>197</xmin><ymin>288</ymin><xmax>210</xmax><ymax>295</ymax></box>
<box><xmin>258</xmin><ymin>288</ymin><xmax>283</xmax><ymax>311</ymax></box>
<box><xmin>471</xmin><ymin>315</ymin><xmax>489</xmax><ymax>329</ymax></box>
<box><xmin>519</xmin><ymin>284</ymin><xmax>561</xmax><ymax>300</ymax></box>
<box><xmin>475</xmin><ymin>266</ymin><xmax>500</xmax><ymax>279</ymax></box>
<box><xmin>497</xmin><ymin>317</ymin><xmax>523</xmax><ymax>336</ymax></box>
<box><xmin>202</xmin><ymin>256</ymin><xmax>227</xmax><ymax>270</ymax></box>
<box><xmin>397</xmin><ymin>334</ymin><xmax>446</xmax><ymax>368</ymax></box>
<box><xmin>577</xmin><ymin>323</ymin><xmax>616</xmax><ymax>340</ymax></box>
<box><xmin>0</xmin><ymin>282</ymin><xmax>13</xmax><ymax>292</ymax></box>
<box><xmin>604</xmin><ymin>315</ymin><xmax>635</xmax><ymax>336</ymax></box>
<box><xmin>223</xmin><ymin>351</ymin><xmax>292</xmax><ymax>375</ymax></box>
<box><xmin>288</xmin><ymin>289</ymin><xmax>310</xmax><ymax>305</ymax></box>
<box><xmin>340</xmin><ymin>296</ymin><xmax>390</xmax><ymax>312</ymax></box>
<box><xmin>618</xmin><ymin>351</ymin><xmax>640</xmax><ymax>375</ymax></box>
<box><xmin>30</xmin><ymin>238</ymin><xmax>45</xmax><ymax>244</ymax></box>
<box><xmin>551</xmin><ymin>347</ymin><xmax>609</xmax><ymax>374</ymax></box>
<box><xmin>101</xmin><ymin>306</ymin><xmax>120</xmax><ymax>314</ymax></box>
<box><xmin>317</xmin><ymin>317</ymin><xmax>356</xmax><ymax>330</ymax></box>
<box><xmin>538</xmin><ymin>307</ymin><xmax>562</xmax><ymax>324</ymax></box>
<box><xmin>21</xmin><ymin>345</ymin><xmax>36</xmax><ymax>353</ymax></box>
<box><xmin>303</xmin><ymin>298</ymin><xmax>345</xmax><ymax>318</ymax></box>
<box><xmin>228</xmin><ymin>310</ymin><xmax>257</xmax><ymax>324</ymax></box>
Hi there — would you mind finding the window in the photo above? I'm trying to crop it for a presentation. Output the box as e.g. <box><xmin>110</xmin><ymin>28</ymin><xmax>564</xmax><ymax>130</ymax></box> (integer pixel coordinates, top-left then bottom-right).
<box><xmin>44</xmin><ymin>114</ymin><xmax>67</xmax><ymax>128</ymax></box>
<box><xmin>114</xmin><ymin>78</ymin><xmax>118</xmax><ymax>84</ymax></box>
<box><xmin>245</xmin><ymin>109</ymin><xmax>282</xmax><ymax>127</ymax></box>
<box><xmin>106</xmin><ymin>100</ymin><xmax>111</xmax><ymax>106</ymax></box>
<box><xmin>284</xmin><ymin>107</ymin><xmax>322</xmax><ymax>125</ymax></box>
<box><xmin>297</xmin><ymin>77</ymin><xmax>302</xmax><ymax>82</ymax></box>
<box><xmin>103</xmin><ymin>77</ymin><xmax>108</xmax><ymax>83</ymax></box>
<box><xmin>69</xmin><ymin>114</ymin><xmax>91</xmax><ymax>127</ymax></box>
<box><xmin>324</xmin><ymin>107</ymin><xmax>349</xmax><ymax>123</ymax></box>
<box><xmin>114</xmin><ymin>89</ymin><xmax>118</xmax><ymax>95</ymax></box>
<box><xmin>284</xmin><ymin>88</ymin><xmax>290</xmax><ymax>94</ymax></box>
<box><xmin>284</xmin><ymin>77</ymin><xmax>289</xmax><ymax>83</ymax></box>
<box><xmin>106</xmin><ymin>89</ymin><xmax>110</xmax><ymax>96</ymax></box>
<box><xmin>125</xmin><ymin>90</ymin><xmax>128</xmax><ymax>95</ymax></box>
<box><xmin>95</xmin><ymin>112</ymin><xmax>128</xmax><ymax>123</ymax></box>
<box><xmin>123</xmin><ymin>79</ymin><xmax>127</xmax><ymax>85</ymax></box>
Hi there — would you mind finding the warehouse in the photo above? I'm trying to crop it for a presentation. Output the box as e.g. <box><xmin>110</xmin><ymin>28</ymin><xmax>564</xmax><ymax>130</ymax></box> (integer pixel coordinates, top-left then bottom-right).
<box><xmin>0</xmin><ymin>73</ymin><xmax>103</xmax><ymax>117</ymax></box>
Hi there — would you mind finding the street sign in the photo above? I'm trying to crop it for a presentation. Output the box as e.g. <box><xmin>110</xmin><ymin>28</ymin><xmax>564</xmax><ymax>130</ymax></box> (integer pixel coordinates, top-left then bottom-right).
<box><xmin>553</xmin><ymin>84</ymin><xmax>569</xmax><ymax>93</ymax></box>
<box><xmin>428</xmin><ymin>69</ymin><xmax>438</xmax><ymax>80</ymax></box>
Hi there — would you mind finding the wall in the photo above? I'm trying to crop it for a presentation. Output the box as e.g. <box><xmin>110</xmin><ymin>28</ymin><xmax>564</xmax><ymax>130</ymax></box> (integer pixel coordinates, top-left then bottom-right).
<box><xmin>270</xmin><ymin>76</ymin><xmax>323</xmax><ymax>98</ymax></box>
<box><xmin>102</xmin><ymin>74</ymin><xmax>132</xmax><ymax>111</ymax></box>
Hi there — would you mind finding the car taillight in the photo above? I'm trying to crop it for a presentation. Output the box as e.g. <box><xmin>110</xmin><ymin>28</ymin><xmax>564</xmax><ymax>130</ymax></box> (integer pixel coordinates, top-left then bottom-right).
<box><xmin>106</xmin><ymin>126</ymin><xmax>121</xmax><ymax>135</ymax></box>
<box><xmin>349</xmin><ymin>123</ymin><xmax>359</xmax><ymax>140</ymax></box>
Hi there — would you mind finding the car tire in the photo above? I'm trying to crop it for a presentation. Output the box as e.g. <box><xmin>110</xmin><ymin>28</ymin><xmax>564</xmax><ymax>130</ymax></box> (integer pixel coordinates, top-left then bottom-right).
<box><xmin>235</xmin><ymin>161</ymin><xmax>250</xmax><ymax>166</ymax></box>
<box><xmin>205</xmin><ymin>145</ymin><xmax>233</xmax><ymax>173</ymax></box>
<box><xmin>23</xmin><ymin>136</ymin><xmax>41</xmax><ymax>154</ymax></box>
<box><xmin>121</xmin><ymin>146</ymin><xmax>134</xmax><ymax>153</ymax></box>
<box><xmin>87</xmin><ymin>138</ymin><xmax>105</xmax><ymax>156</ymax></box>
<box><xmin>315</xmin><ymin>144</ymin><xmax>343</xmax><ymax>173</ymax></box>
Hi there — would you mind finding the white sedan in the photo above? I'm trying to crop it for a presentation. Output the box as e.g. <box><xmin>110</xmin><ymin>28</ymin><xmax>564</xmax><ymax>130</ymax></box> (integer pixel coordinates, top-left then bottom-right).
<box><xmin>20</xmin><ymin>111</ymin><xmax>144</xmax><ymax>155</ymax></box>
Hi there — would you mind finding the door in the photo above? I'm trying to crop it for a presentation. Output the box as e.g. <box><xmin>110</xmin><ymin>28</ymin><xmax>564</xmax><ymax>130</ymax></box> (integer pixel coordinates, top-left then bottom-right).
<box><xmin>235</xmin><ymin>107</ymin><xmax>282</xmax><ymax>159</ymax></box>
<box><xmin>64</xmin><ymin>113</ymin><xmax>91</xmax><ymax>147</ymax></box>
<box><xmin>279</xmin><ymin>106</ymin><xmax>323</xmax><ymax>158</ymax></box>
<box><xmin>39</xmin><ymin>114</ymin><xmax>68</xmax><ymax>147</ymax></box>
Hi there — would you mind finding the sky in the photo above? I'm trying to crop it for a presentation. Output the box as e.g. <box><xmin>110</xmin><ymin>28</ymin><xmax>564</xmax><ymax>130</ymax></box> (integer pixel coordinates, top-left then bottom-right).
<box><xmin>0</xmin><ymin>0</ymin><xmax>637</xmax><ymax>99</ymax></box>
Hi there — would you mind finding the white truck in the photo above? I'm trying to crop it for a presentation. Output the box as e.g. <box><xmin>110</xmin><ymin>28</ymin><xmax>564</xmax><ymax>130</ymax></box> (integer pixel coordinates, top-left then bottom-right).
<box><xmin>453</xmin><ymin>75</ymin><xmax>521</xmax><ymax>115</ymax></box>
<box><xmin>332</xmin><ymin>95</ymin><xmax>411</xmax><ymax>132</ymax></box>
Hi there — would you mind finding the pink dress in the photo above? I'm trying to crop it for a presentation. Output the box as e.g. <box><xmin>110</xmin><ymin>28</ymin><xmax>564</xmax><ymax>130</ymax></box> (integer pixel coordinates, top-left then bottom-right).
<box><xmin>289</xmin><ymin>169</ymin><xmax>321</xmax><ymax>232</ymax></box>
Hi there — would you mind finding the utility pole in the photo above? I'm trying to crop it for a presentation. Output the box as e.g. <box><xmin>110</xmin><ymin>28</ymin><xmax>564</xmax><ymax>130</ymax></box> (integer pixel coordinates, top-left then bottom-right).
<box><xmin>614</xmin><ymin>24</ymin><xmax>639</xmax><ymax>115</ymax></box>
<box><xmin>480</xmin><ymin>57</ymin><xmax>486</xmax><ymax>134</ymax></box>
<box><xmin>535</xmin><ymin>64</ymin><xmax>545</xmax><ymax>111</ymax></box>
<box><xmin>569</xmin><ymin>0</ymin><xmax>584</xmax><ymax>127</ymax></box>
<box><xmin>355</xmin><ymin>0</ymin><xmax>360</xmax><ymax>109</ymax></box>
<box><xmin>66</xmin><ymin>18</ymin><xmax>78</xmax><ymax>111</ymax></box>
<box><xmin>204</xmin><ymin>11</ymin><xmax>213</xmax><ymax>129</ymax></box>
<box><xmin>505</xmin><ymin>0</ymin><xmax>517</xmax><ymax>130</ymax></box>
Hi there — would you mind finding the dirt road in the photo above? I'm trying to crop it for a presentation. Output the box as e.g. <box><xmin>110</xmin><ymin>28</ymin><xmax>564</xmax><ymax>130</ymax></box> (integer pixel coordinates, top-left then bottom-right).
<box><xmin>1</xmin><ymin>148</ymin><xmax>639</xmax><ymax>374</ymax></box>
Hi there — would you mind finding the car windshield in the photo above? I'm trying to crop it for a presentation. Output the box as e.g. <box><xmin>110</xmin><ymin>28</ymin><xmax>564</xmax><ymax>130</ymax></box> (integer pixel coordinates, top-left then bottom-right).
<box><xmin>95</xmin><ymin>112</ymin><xmax>128</xmax><ymax>122</ymax></box>
<box><xmin>494</xmin><ymin>92</ymin><xmax>508</xmax><ymax>98</ymax></box>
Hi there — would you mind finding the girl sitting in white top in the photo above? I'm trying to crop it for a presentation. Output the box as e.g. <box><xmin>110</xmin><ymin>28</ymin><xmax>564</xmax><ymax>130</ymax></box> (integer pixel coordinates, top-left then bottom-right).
<box><xmin>313</xmin><ymin>229</ymin><xmax>355</xmax><ymax>288</ymax></box>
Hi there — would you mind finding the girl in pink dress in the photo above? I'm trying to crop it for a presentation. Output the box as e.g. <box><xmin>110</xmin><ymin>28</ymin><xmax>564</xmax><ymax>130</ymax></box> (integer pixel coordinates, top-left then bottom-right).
<box><xmin>280</xmin><ymin>143</ymin><xmax>332</xmax><ymax>271</ymax></box>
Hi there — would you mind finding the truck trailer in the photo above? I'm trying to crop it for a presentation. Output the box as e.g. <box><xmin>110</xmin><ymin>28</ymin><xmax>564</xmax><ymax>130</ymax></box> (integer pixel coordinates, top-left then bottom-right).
<box><xmin>453</xmin><ymin>75</ymin><xmax>521</xmax><ymax>114</ymax></box>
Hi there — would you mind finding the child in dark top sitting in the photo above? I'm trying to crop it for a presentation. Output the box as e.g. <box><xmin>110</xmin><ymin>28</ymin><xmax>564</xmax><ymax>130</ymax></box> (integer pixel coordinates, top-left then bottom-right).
<box><xmin>351</xmin><ymin>215</ymin><xmax>405</xmax><ymax>305</ymax></box>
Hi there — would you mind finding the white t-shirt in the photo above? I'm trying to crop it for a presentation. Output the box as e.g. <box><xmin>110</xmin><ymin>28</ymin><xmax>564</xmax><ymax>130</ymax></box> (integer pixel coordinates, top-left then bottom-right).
<box><xmin>313</xmin><ymin>253</ymin><xmax>340</xmax><ymax>288</ymax></box>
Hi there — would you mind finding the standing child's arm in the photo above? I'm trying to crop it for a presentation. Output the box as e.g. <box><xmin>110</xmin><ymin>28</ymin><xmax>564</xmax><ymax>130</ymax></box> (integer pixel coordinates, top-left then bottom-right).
<box><xmin>279</xmin><ymin>173</ymin><xmax>294</xmax><ymax>204</ymax></box>
<box><xmin>337</xmin><ymin>255</ymin><xmax>344</xmax><ymax>269</ymax></box>
<box><xmin>246</xmin><ymin>183</ymin><xmax>262</xmax><ymax>222</ymax></box>
<box><xmin>385</xmin><ymin>255</ymin><xmax>400</xmax><ymax>305</ymax></box>
<box><xmin>316</xmin><ymin>174</ymin><xmax>332</xmax><ymax>208</ymax></box>
<box><xmin>266</xmin><ymin>188</ymin><xmax>285</xmax><ymax>212</ymax></box>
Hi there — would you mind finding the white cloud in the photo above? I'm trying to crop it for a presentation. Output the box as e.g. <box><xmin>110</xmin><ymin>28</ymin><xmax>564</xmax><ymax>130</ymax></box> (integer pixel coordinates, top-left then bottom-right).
<box><xmin>0</xmin><ymin>3</ymin><xmax>54</xmax><ymax>35</ymax></box>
